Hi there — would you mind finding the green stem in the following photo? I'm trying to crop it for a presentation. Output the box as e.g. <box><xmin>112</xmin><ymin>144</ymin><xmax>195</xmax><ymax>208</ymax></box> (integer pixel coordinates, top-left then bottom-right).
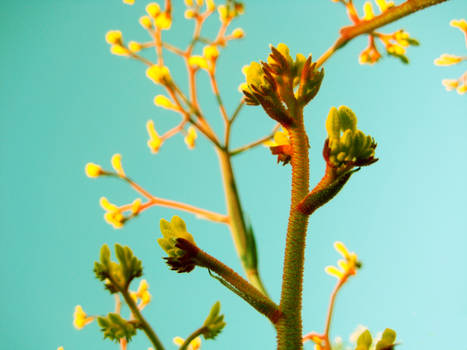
<box><xmin>121</xmin><ymin>290</ymin><xmax>165</xmax><ymax>350</ymax></box>
<box><xmin>277</xmin><ymin>108</ymin><xmax>310</xmax><ymax>350</ymax></box>
<box><xmin>216</xmin><ymin>148</ymin><xmax>269</xmax><ymax>296</ymax></box>
<box><xmin>179</xmin><ymin>327</ymin><xmax>206</xmax><ymax>350</ymax></box>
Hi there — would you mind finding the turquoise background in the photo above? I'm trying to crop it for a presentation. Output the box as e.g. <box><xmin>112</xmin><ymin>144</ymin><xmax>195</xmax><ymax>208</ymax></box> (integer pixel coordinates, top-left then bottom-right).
<box><xmin>1</xmin><ymin>0</ymin><xmax>466</xmax><ymax>349</ymax></box>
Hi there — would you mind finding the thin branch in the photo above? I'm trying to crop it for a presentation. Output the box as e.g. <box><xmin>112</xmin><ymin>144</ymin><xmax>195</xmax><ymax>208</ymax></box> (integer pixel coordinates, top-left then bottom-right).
<box><xmin>316</xmin><ymin>0</ymin><xmax>449</xmax><ymax>68</ymax></box>
<box><xmin>230</xmin><ymin>124</ymin><xmax>280</xmax><ymax>156</ymax></box>
<box><xmin>225</xmin><ymin>100</ymin><xmax>244</xmax><ymax>147</ymax></box>
<box><xmin>178</xmin><ymin>327</ymin><xmax>206</xmax><ymax>350</ymax></box>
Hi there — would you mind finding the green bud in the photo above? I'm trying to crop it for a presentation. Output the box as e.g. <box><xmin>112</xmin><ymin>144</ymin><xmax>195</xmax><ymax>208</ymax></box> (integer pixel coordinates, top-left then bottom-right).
<box><xmin>158</xmin><ymin>216</ymin><xmax>196</xmax><ymax>258</ymax></box>
<box><xmin>97</xmin><ymin>313</ymin><xmax>137</xmax><ymax>342</ymax></box>
<box><xmin>356</xmin><ymin>329</ymin><xmax>373</xmax><ymax>350</ymax></box>
<box><xmin>375</xmin><ymin>328</ymin><xmax>397</xmax><ymax>350</ymax></box>
<box><xmin>202</xmin><ymin>301</ymin><xmax>226</xmax><ymax>340</ymax></box>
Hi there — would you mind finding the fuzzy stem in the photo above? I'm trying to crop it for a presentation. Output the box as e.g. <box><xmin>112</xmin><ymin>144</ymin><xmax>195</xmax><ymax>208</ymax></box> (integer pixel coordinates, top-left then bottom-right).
<box><xmin>121</xmin><ymin>290</ymin><xmax>165</xmax><ymax>350</ymax></box>
<box><xmin>179</xmin><ymin>327</ymin><xmax>206</xmax><ymax>350</ymax></box>
<box><xmin>277</xmin><ymin>107</ymin><xmax>310</xmax><ymax>350</ymax></box>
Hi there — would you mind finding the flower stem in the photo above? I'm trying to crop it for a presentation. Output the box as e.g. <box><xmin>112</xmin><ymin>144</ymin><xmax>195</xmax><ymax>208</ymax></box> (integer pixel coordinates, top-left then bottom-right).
<box><xmin>121</xmin><ymin>289</ymin><xmax>165</xmax><ymax>350</ymax></box>
<box><xmin>179</xmin><ymin>327</ymin><xmax>206</xmax><ymax>350</ymax></box>
<box><xmin>277</xmin><ymin>107</ymin><xmax>310</xmax><ymax>350</ymax></box>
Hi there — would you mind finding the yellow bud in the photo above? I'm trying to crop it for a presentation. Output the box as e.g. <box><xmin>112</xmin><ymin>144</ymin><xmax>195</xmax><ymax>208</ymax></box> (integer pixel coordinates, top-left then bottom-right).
<box><xmin>154</xmin><ymin>95</ymin><xmax>178</xmax><ymax>110</ymax></box>
<box><xmin>110</xmin><ymin>45</ymin><xmax>130</xmax><ymax>56</ymax></box>
<box><xmin>146</xmin><ymin>120</ymin><xmax>163</xmax><ymax>153</ymax></box>
<box><xmin>73</xmin><ymin>305</ymin><xmax>94</xmax><ymax>330</ymax></box>
<box><xmin>232</xmin><ymin>28</ymin><xmax>244</xmax><ymax>39</ymax></box>
<box><xmin>218</xmin><ymin>5</ymin><xmax>228</xmax><ymax>22</ymax></box>
<box><xmin>129</xmin><ymin>41</ymin><xmax>143</xmax><ymax>52</ymax></box>
<box><xmin>146</xmin><ymin>65</ymin><xmax>171</xmax><ymax>85</ymax></box>
<box><xmin>138</xmin><ymin>279</ymin><xmax>149</xmax><ymax>293</ymax></box>
<box><xmin>146</xmin><ymin>3</ymin><xmax>161</xmax><ymax>18</ymax></box>
<box><xmin>85</xmin><ymin>163</ymin><xmax>103</xmax><ymax>178</ymax></box>
<box><xmin>123</xmin><ymin>0</ymin><xmax>135</xmax><ymax>4</ymax></box>
<box><xmin>434</xmin><ymin>54</ymin><xmax>462</xmax><ymax>66</ymax></box>
<box><xmin>139</xmin><ymin>16</ymin><xmax>153</xmax><ymax>29</ymax></box>
<box><xmin>442</xmin><ymin>79</ymin><xmax>459</xmax><ymax>91</ymax></box>
<box><xmin>185</xmin><ymin>0</ymin><xmax>194</xmax><ymax>6</ymax></box>
<box><xmin>363</xmin><ymin>2</ymin><xmax>374</xmax><ymax>20</ymax></box>
<box><xmin>375</xmin><ymin>0</ymin><xmax>394</xmax><ymax>12</ymax></box>
<box><xmin>105</xmin><ymin>30</ymin><xmax>122</xmax><ymax>45</ymax></box>
<box><xmin>57</xmin><ymin>347</ymin><xmax>64</xmax><ymax>350</ymax></box>
<box><xmin>188</xmin><ymin>55</ymin><xmax>208</xmax><ymax>69</ymax></box>
<box><xmin>457</xmin><ymin>84</ymin><xmax>467</xmax><ymax>95</ymax></box>
<box><xmin>184</xmin><ymin>126</ymin><xmax>197</xmax><ymax>150</ymax></box>
<box><xmin>155</xmin><ymin>12</ymin><xmax>172</xmax><ymax>30</ymax></box>
<box><xmin>450</xmin><ymin>19</ymin><xmax>467</xmax><ymax>32</ymax></box>
<box><xmin>184</xmin><ymin>9</ymin><xmax>196</xmax><ymax>19</ymax></box>
<box><xmin>173</xmin><ymin>337</ymin><xmax>185</xmax><ymax>346</ymax></box>
<box><xmin>111</xmin><ymin>153</ymin><xmax>125</xmax><ymax>176</ymax></box>
<box><xmin>100</xmin><ymin>197</ymin><xmax>119</xmax><ymax>212</ymax></box>
<box><xmin>203</xmin><ymin>45</ymin><xmax>219</xmax><ymax>61</ymax></box>
<box><xmin>206</xmin><ymin>0</ymin><xmax>216</xmax><ymax>12</ymax></box>
<box><xmin>196</xmin><ymin>0</ymin><xmax>204</xmax><ymax>6</ymax></box>
<box><xmin>131</xmin><ymin>198</ymin><xmax>142</xmax><ymax>215</ymax></box>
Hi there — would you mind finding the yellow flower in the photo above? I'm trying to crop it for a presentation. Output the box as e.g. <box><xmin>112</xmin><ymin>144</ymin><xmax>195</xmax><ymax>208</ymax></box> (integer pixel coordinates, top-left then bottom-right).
<box><xmin>155</xmin><ymin>12</ymin><xmax>172</xmax><ymax>30</ymax></box>
<box><xmin>110</xmin><ymin>45</ymin><xmax>130</xmax><ymax>56</ymax></box>
<box><xmin>73</xmin><ymin>305</ymin><xmax>94</xmax><ymax>330</ymax></box>
<box><xmin>57</xmin><ymin>347</ymin><xmax>64</xmax><ymax>350</ymax></box>
<box><xmin>185</xmin><ymin>0</ymin><xmax>194</xmax><ymax>6</ymax></box>
<box><xmin>203</xmin><ymin>45</ymin><xmax>219</xmax><ymax>61</ymax></box>
<box><xmin>434</xmin><ymin>54</ymin><xmax>463</xmax><ymax>66</ymax></box>
<box><xmin>359</xmin><ymin>44</ymin><xmax>381</xmax><ymax>65</ymax></box>
<box><xmin>154</xmin><ymin>95</ymin><xmax>178</xmax><ymax>110</ymax></box>
<box><xmin>105</xmin><ymin>30</ymin><xmax>122</xmax><ymax>45</ymax></box>
<box><xmin>146</xmin><ymin>65</ymin><xmax>171</xmax><ymax>85</ymax></box>
<box><xmin>375</xmin><ymin>0</ymin><xmax>394</xmax><ymax>12</ymax></box>
<box><xmin>129</xmin><ymin>41</ymin><xmax>143</xmax><ymax>53</ymax></box>
<box><xmin>325</xmin><ymin>241</ymin><xmax>360</xmax><ymax>280</ymax></box>
<box><xmin>111</xmin><ymin>153</ymin><xmax>125</xmax><ymax>177</ymax></box>
<box><xmin>185</xmin><ymin>9</ymin><xmax>197</xmax><ymax>19</ymax></box>
<box><xmin>184</xmin><ymin>126</ymin><xmax>197</xmax><ymax>150</ymax></box>
<box><xmin>264</xmin><ymin>128</ymin><xmax>289</xmax><ymax>147</ymax></box>
<box><xmin>100</xmin><ymin>197</ymin><xmax>125</xmax><ymax>229</ymax></box>
<box><xmin>173</xmin><ymin>336</ymin><xmax>202</xmax><ymax>350</ymax></box>
<box><xmin>231</xmin><ymin>28</ymin><xmax>245</xmax><ymax>39</ymax></box>
<box><xmin>85</xmin><ymin>163</ymin><xmax>103</xmax><ymax>178</ymax></box>
<box><xmin>146</xmin><ymin>120</ymin><xmax>163</xmax><ymax>153</ymax></box>
<box><xmin>146</xmin><ymin>3</ymin><xmax>161</xmax><ymax>18</ymax></box>
<box><xmin>450</xmin><ymin>19</ymin><xmax>467</xmax><ymax>32</ymax></box>
<box><xmin>139</xmin><ymin>16</ymin><xmax>153</xmax><ymax>29</ymax></box>
<box><xmin>188</xmin><ymin>55</ymin><xmax>208</xmax><ymax>70</ymax></box>
<box><xmin>123</xmin><ymin>0</ymin><xmax>135</xmax><ymax>4</ymax></box>
<box><xmin>363</xmin><ymin>1</ymin><xmax>374</xmax><ymax>20</ymax></box>
<box><xmin>442</xmin><ymin>79</ymin><xmax>459</xmax><ymax>91</ymax></box>
<box><xmin>131</xmin><ymin>279</ymin><xmax>152</xmax><ymax>309</ymax></box>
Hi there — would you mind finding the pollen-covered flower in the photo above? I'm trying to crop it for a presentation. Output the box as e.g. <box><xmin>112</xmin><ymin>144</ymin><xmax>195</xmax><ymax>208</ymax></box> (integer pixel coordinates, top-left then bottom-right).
<box><xmin>173</xmin><ymin>336</ymin><xmax>202</xmax><ymax>350</ymax></box>
<box><xmin>184</xmin><ymin>126</ymin><xmax>197</xmax><ymax>150</ymax></box>
<box><xmin>100</xmin><ymin>197</ymin><xmax>125</xmax><ymax>229</ymax></box>
<box><xmin>146</xmin><ymin>65</ymin><xmax>171</xmax><ymax>85</ymax></box>
<box><xmin>325</xmin><ymin>241</ymin><xmax>361</xmax><ymax>280</ymax></box>
<box><xmin>85</xmin><ymin>163</ymin><xmax>104</xmax><ymax>178</ymax></box>
<box><xmin>146</xmin><ymin>120</ymin><xmax>163</xmax><ymax>153</ymax></box>
<box><xmin>73</xmin><ymin>305</ymin><xmax>94</xmax><ymax>330</ymax></box>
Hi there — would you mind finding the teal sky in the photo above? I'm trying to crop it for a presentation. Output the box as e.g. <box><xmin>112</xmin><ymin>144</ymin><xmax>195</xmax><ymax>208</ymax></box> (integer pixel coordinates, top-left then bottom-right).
<box><xmin>1</xmin><ymin>1</ymin><xmax>467</xmax><ymax>349</ymax></box>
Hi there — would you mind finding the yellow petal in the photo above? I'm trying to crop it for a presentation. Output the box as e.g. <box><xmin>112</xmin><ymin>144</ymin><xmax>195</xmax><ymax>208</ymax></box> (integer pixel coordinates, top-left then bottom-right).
<box><xmin>111</xmin><ymin>153</ymin><xmax>125</xmax><ymax>176</ymax></box>
<box><xmin>457</xmin><ymin>84</ymin><xmax>467</xmax><ymax>95</ymax></box>
<box><xmin>441</xmin><ymin>79</ymin><xmax>459</xmax><ymax>91</ymax></box>
<box><xmin>131</xmin><ymin>198</ymin><xmax>142</xmax><ymax>215</ymax></box>
<box><xmin>146</xmin><ymin>120</ymin><xmax>162</xmax><ymax>153</ymax></box>
<box><xmin>123</xmin><ymin>0</ymin><xmax>135</xmax><ymax>4</ymax></box>
<box><xmin>450</xmin><ymin>19</ymin><xmax>467</xmax><ymax>31</ymax></box>
<box><xmin>325</xmin><ymin>266</ymin><xmax>343</xmax><ymax>279</ymax></box>
<box><xmin>232</xmin><ymin>28</ymin><xmax>244</xmax><ymax>38</ymax></box>
<box><xmin>434</xmin><ymin>54</ymin><xmax>462</xmax><ymax>66</ymax></box>
<box><xmin>173</xmin><ymin>337</ymin><xmax>185</xmax><ymax>346</ymax></box>
<box><xmin>184</xmin><ymin>126</ymin><xmax>197</xmax><ymax>150</ymax></box>
<box><xmin>110</xmin><ymin>45</ymin><xmax>130</xmax><ymax>56</ymax></box>
<box><xmin>146</xmin><ymin>3</ymin><xmax>161</xmax><ymax>18</ymax></box>
<box><xmin>155</xmin><ymin>12</ymin><xmax>172</xmax><ymax>30</ymax></box>
<box><xmin>188</xmin><ymin>55</ymin><xmax>208</xmax><ymax>69</ymax></box>
<box><xmin>334</xmin><ymin>241</ymin><xmax>350</xmax><ymax>258</ymax></box>
<box><xmin>139</xmin><ymin>16</ymin><xmax>153</xmax><ymax>29</ymax></box>
<box><xmin>363</xmin><ymin>2</ymin><xmax>374</xmax><ymax>20</ymax></box>
<box><xmin>105</xmin><ymin>30</ymin><xmax>122</xmax><ymax>45</ymax></box>
<box><xmin>129</xmin><ymin>41</ymin><xmax>143</xmax><ymax>53</ymax></box>
<box><xmin>203</xmin><ymin>45</ymin><xmax>219</xmax><ymax>61</ymax></box>
<box><xmin>85</xmin><ymin>163</ymin><xmax>103</xmax><ymax>178</ymax></box>
<box><xmin>154</xmin><ymin>95</ymin><xmax>178</xmax><ymax>110</ymax></box>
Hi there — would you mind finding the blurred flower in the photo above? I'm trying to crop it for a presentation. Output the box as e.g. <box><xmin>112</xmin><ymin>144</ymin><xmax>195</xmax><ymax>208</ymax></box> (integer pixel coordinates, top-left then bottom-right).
<box><xmin>85</xmin><ymin>163</ymin><xmax>103</xmax><ymax>178</ymax></box>
<box><xmin>154</xmin><ymin>95</ymin><xmax>178</xmax><ymax>110</ymax></box>
<box><xmin>146</xmin><ymin>120</ymin><xmax>163</xmax><ymax>153</ymax></box>
<box><xmin>173</xmin><ymin>336</ymin><xmax>202</xmax><ymax>350</ymax></box>
<box><xmin>184</xmin><ymin>126</ymin><xmax>198</xmax><ymax>150</ymax></box>
<box><xmin>100</xmin><ymin>197</ymin><xmax>125</xmax><ymax>229</ymax></box>
<box><xmin>128</xmin><ymin>41</ymin><xmax>143</xmax><ymax>53</ymax></box>
<box><xmin>130</xmin><ymin>279</ymin><xmax>152</xmax><ymax>310</ymax></box>
<box><xmin>139</xmin><ymin>16</ymin><xmax>153</xmax><ymax>29</ymax></box>
<box><xmin>325</xmin><ymin>241</ymin><xmax>360</xmax><ymax>280</ymax></box>
<box><xmin>123</xmin><ymin>0</ymin><xmax>135</xmax><ymax>4</ymax></box>
<box><xmin>146</xmin><ymin>65</ymin><xmax>171</xmax><ymax>85</ymax></box>
<box><xmin>105</xmin><ymin>30</ymin><xmax>122</xmax><ymax>45</ymax></box>
<box><xmin>110</xmin><ymin>45</ymin><xmax>130</xmax><ymax>56</ymax></box>
<box><xmin>73</xmin><ymin>305</ymin><xmax>94</xmax><ymax>330</ymax></box>
<box><xmin>111</xmin><ymin>153</ymin><xmax>125</xmax><ymax>177</ymax></box>
<box><xmin>434</xmin><ymin>54</ymin><xmax>463</xmax><ymax>66</ymax></box>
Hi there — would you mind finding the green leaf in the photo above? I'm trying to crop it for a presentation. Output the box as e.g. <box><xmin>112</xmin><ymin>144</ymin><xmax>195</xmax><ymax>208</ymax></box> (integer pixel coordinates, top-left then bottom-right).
<box><xmin>97</xmin><ymin>313</ymin><xmax>137</xmax><ymax>342</ymax></box>
<box><xmin>114</xmin><ymin>244</ymin><xmax>143</xmax><ymax>285</ymax></box>
<box><xmin>243</xmin><ymin>217</ymin><xmax>258</xmax><ymax>270</ymax></box>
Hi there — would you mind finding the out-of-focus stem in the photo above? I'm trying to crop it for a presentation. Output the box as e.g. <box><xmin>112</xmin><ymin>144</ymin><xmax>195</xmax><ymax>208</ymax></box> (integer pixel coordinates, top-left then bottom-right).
<box><xmin>230</xmin><ymin>124</ymin><xmax>280</xmax><ymax>156</ymax></box>
<box><xmin>216</xmin><ymin>148</ymin><xmax>268</xmax><ymax>296</ymax></box>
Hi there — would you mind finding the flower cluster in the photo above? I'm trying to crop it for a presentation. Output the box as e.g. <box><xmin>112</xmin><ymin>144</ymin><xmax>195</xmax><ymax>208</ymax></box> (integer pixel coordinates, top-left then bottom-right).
<box><xmin>325</xmin><ymin>241</ymin><xmax>361</xmax><ymax>281</ymax></box>
<box><xmin>435</xmin><ymin>19</ymin><xmax>467</xmax><ymax>95</ymax></box>
<box><xmin>264</xmin><ymin>128</ymin><xmax>292</xmax><ymax>165</ymax></box>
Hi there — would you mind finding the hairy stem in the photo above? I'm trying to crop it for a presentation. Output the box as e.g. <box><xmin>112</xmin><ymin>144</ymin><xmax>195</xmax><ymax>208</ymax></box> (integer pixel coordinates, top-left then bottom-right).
<box><xmin>277</xmin><ymin>107</ymin><xmax>310</xmax><ymax>350</ymax></box>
